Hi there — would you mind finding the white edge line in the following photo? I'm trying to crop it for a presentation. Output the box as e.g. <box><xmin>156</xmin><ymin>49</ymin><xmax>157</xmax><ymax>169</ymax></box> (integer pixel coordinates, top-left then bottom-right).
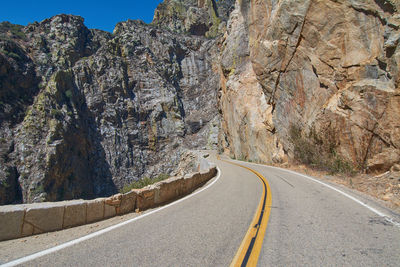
<box><xmin>1</xmin><ymin>167</ymin><xmax>222</xmax><ymax>267</ymax></box>
<box><xmin>230</xmin><ymin>159</ymin><xmax>400</xmax><ymax>228</ymax></box>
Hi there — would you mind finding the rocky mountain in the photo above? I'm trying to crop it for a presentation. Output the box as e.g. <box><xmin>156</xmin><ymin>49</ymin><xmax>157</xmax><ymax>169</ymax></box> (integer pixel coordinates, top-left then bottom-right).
<box><xmin>219</xmin><ymin>0</ymin><xmax>400</xmax><ymax>173</ymax></box>
<box><xmin>0</xmin><ymin>0</ymin><xmax>233</xmax><ymax>204</ymax></box>
<box><xmin>1</xmin><ymin>0</ymin><xmax>399</xmax><ymax>205</ymax></box>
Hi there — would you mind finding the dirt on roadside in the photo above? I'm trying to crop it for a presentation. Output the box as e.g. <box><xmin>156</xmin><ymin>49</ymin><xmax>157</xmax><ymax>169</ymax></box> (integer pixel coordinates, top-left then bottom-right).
<box><xmin>277</xmin><ymin>163</ymin><xmax>400</xmax><ymax>214</ymax></box>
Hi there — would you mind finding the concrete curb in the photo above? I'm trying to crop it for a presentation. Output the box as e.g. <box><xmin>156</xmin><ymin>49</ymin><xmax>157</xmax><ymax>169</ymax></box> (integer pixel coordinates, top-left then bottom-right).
<box><xmin>0</xmin><ymin>166</ymin><xmax>217</xmax><ymax>241</ymax></box>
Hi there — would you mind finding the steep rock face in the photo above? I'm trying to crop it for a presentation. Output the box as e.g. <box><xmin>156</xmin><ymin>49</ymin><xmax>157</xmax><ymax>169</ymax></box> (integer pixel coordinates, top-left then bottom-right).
<box><xmin>14</xmin><ymin>70</ymin><xmax>116</xmax><ymax>202</ymax></box>
<box><xmin>153</xmin><ymin>0</ymin><xmax>234</xmax><ymax>37</ymax></box>
<box><xmin>220</xmin><ymin>0</ymin><xmax>400</xmax><ymax>172</ymax></box>
<box><xmin>219</xmin><ymin>1</ymin><xmax>286</xmax><ymax>163</ymax></box>
<box><xmin>0</xmin><ymin>0</ymin><xmax>231</xmax><ymax>204</ymax></box>
<box><xmin>0</xmin><ymin>23</ymin><xmax>40</xmax><ymax>204</ymax></box>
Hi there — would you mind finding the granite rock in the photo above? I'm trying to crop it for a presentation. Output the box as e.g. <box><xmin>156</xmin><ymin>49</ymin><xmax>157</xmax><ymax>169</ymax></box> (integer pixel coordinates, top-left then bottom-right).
<box><xmin>219</xmin><ymin>0</ymin><xmax>400</xmax><ymax>172</ymax></box>
<box><xmin>0</xmin><ymin>0</ymin><xmax>233</xmax><ymax>204</ymax></box>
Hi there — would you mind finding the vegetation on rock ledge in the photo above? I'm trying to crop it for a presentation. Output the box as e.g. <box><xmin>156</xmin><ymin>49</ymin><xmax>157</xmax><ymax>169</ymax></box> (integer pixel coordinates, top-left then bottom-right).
<box><xmin>289</xmin><ymin>125</ymin><xmax>356</xmax><ymax>176</ymax></box>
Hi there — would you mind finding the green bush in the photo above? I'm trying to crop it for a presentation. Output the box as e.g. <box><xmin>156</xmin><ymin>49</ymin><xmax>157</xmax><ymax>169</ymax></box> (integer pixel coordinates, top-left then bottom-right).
<box><xmin>0</xmin><ymin>22</ymin><xmax>25</xmax><ymax>39</ymax></box>
<box><xmin>328</xmin><ymin>152</ymin><xmax>356</xmax><ymax>176</ymax></box>
<box><xmin>289</xmin><ymin>124</ymin><xmax>355</xmax><ymax>176</ymax></box>
<box><xmin>65</xmin><ymin>90</ymin><xmax>73</xmax><ymax>99</ymax></box>
<box><xmin>120</xmin><ymin>173</ymin><xmax>170</xmax><ymax>194</ymax></box>
<box><xmin>237</xmin><ymin>154</ymin><xmax>246</xmax><ymax>161</ymax></box>
<box><xmin>32</xmin><ymin>185</ymin><xmax>44</xmax><ymax>195</ymax></box>
<box><xmin>1</xmin><ymin>50</ymin><xmax>21</xmax><ymax>60</ymax></box>
<box><xmin>1</xmin><ymin>180</ymin><xmax>10</xmax><ymax>188</ymax></box>
<box><xmin>50</xmin><ymin>108</ymin><xmax>63</xmax><ymax>118</ymax></box>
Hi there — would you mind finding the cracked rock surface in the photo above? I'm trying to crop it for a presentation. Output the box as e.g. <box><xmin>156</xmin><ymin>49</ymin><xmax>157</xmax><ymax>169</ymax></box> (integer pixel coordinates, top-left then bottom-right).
<box><xmin>219</xmin><ymin>0</ymin><xmax>400</xmax><ymax>172</ymax></box>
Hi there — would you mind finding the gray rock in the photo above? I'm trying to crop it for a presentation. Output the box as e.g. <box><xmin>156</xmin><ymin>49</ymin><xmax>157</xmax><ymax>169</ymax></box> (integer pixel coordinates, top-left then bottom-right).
<box><xmin>0</xmin><ymin>0</ymin><xmax>234</xmax><ymax>204</ymax></box>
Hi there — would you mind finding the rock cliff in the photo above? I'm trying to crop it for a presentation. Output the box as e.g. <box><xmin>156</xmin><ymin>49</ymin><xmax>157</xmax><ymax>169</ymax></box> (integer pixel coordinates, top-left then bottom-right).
<box><xmin>153</xmin><ymin>0</ymin><xmax>234</xmax><ymax>37</ymax></box>
<box><xmin>0</xmin><ymin>0</ymin><xmax>232</xmax><ymax>204</ymax></box>
<box><xmin>219</xmin><ymin>0</ymin><xmax>400</xmax><ymax>173</ymax></box>
<box><xmin>1</xmin><ymin>0</ymin><xmax>399</xmax><ymax>204</ymax></box>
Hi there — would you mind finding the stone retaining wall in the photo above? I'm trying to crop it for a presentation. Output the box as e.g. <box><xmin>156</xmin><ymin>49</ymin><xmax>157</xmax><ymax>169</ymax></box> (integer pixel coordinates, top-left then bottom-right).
<box><xmin>0</xmin><ymin>166</ymin><xmax>217</xmax><ymax>241</ymax></box>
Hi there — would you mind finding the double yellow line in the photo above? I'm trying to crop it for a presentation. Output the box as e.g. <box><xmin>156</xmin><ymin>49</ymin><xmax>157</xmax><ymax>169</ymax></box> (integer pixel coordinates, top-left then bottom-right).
<box><xmin>220</xmin><ymin>158</ymin><xmax>272</xmax><ymax>267</ymax></box>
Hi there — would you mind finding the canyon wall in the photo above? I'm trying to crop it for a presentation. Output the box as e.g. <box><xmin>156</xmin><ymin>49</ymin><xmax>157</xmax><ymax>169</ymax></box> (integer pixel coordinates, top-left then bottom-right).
<box><xmin>219</xmin><ymin>0</ymin><xmax>400</xmax><ymax>172</ymax></box>
<box><xmin>0</xmin><ymin>0</ymin><xmax>233</xmax><ymax>204</ymax></box>
<box><xmin>1</xmin><ymin>0</ymin><xmax>399</xmax><ymax>204</ymax></box>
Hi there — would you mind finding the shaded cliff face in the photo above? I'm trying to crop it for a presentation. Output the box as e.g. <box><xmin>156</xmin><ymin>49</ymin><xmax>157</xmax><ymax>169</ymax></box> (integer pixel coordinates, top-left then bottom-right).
<box><xmin>219</xmin><ymin>0</ymin><xmax>400</xmax><ymax>172</ymax></box>
<box><xmin>0</xmin><ymin>0</ymin><xmax>231</xmax><ymax>204</ymax></box>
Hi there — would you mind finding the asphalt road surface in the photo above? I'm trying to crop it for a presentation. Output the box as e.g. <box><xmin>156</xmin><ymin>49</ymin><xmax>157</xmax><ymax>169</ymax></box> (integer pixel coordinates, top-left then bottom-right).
<box><xmin>2</xmin><ymin>154</ymin><xmax>400</xmax><ymax>266</ymax></box>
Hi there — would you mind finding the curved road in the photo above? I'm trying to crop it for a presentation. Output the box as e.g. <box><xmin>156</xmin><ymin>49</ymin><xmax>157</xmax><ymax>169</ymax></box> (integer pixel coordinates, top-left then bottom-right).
<box><xmin>1</xmin><ymin>154</ymin><xmax>400</xmax><ymax>266</ymax></box>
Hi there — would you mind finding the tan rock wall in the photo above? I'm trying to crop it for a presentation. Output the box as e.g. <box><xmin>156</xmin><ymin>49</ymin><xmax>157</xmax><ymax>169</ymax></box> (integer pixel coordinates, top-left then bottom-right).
<box><xmin>219</xmin><ymin>0</ymin><xmax>286</xmax><ymax>163</ymax></box>
<box><xmin>220</xmin><ymin>0</ymin><xmax>399</xmax><ymax>171</ymax></box>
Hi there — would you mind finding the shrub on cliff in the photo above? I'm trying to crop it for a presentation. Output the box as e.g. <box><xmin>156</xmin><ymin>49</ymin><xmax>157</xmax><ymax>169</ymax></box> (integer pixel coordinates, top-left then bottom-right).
<box><xmin>289</xmin><ymin>125</ymin><xmax>355</xmax><ymax>176</ymax></box>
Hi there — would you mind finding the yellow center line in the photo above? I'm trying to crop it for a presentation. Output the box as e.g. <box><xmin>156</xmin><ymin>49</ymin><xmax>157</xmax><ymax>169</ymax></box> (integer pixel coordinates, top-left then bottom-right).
<box><xmin>218</xmin><ymin>157</ymin><xmax>272</xmax><ymax>267</ymax></box>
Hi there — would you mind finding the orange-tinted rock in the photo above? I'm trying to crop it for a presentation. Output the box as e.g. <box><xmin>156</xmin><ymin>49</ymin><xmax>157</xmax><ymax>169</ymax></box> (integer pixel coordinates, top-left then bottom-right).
<box><xmin>105</xmin><ymin>193</ymin><xmax>122</xmax><ymax>206</ymax></box>
<box><xmin>220</xmin><ymin>0</ymin><xmax>400</xmax><ymax>172</ymax></box>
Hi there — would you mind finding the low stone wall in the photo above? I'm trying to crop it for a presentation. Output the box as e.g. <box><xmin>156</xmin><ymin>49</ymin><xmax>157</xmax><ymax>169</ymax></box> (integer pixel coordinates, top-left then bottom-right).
<box><xmin>0</xmin><ymin>166</ymin><xmax>217</xmax><ymax>241</ymax></box>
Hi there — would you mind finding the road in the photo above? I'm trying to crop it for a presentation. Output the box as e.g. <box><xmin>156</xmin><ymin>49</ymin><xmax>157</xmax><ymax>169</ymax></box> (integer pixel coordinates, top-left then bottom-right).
<box><xmin>238</xmin><ymin>160</ymin><xmax>400</xmax><ymax>266</ymax></box>
<box><xmin>1</xmin><ymin>154</ymin><xmax>400</xmax><ymax>266</ymax></box>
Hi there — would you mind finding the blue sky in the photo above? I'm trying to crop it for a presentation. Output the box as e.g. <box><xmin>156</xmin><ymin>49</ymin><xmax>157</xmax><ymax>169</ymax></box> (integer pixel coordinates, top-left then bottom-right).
<box><xmin>0</xmin><ymin>0</ymin><xmax>163</xmax><ymax>32</ymax></box>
